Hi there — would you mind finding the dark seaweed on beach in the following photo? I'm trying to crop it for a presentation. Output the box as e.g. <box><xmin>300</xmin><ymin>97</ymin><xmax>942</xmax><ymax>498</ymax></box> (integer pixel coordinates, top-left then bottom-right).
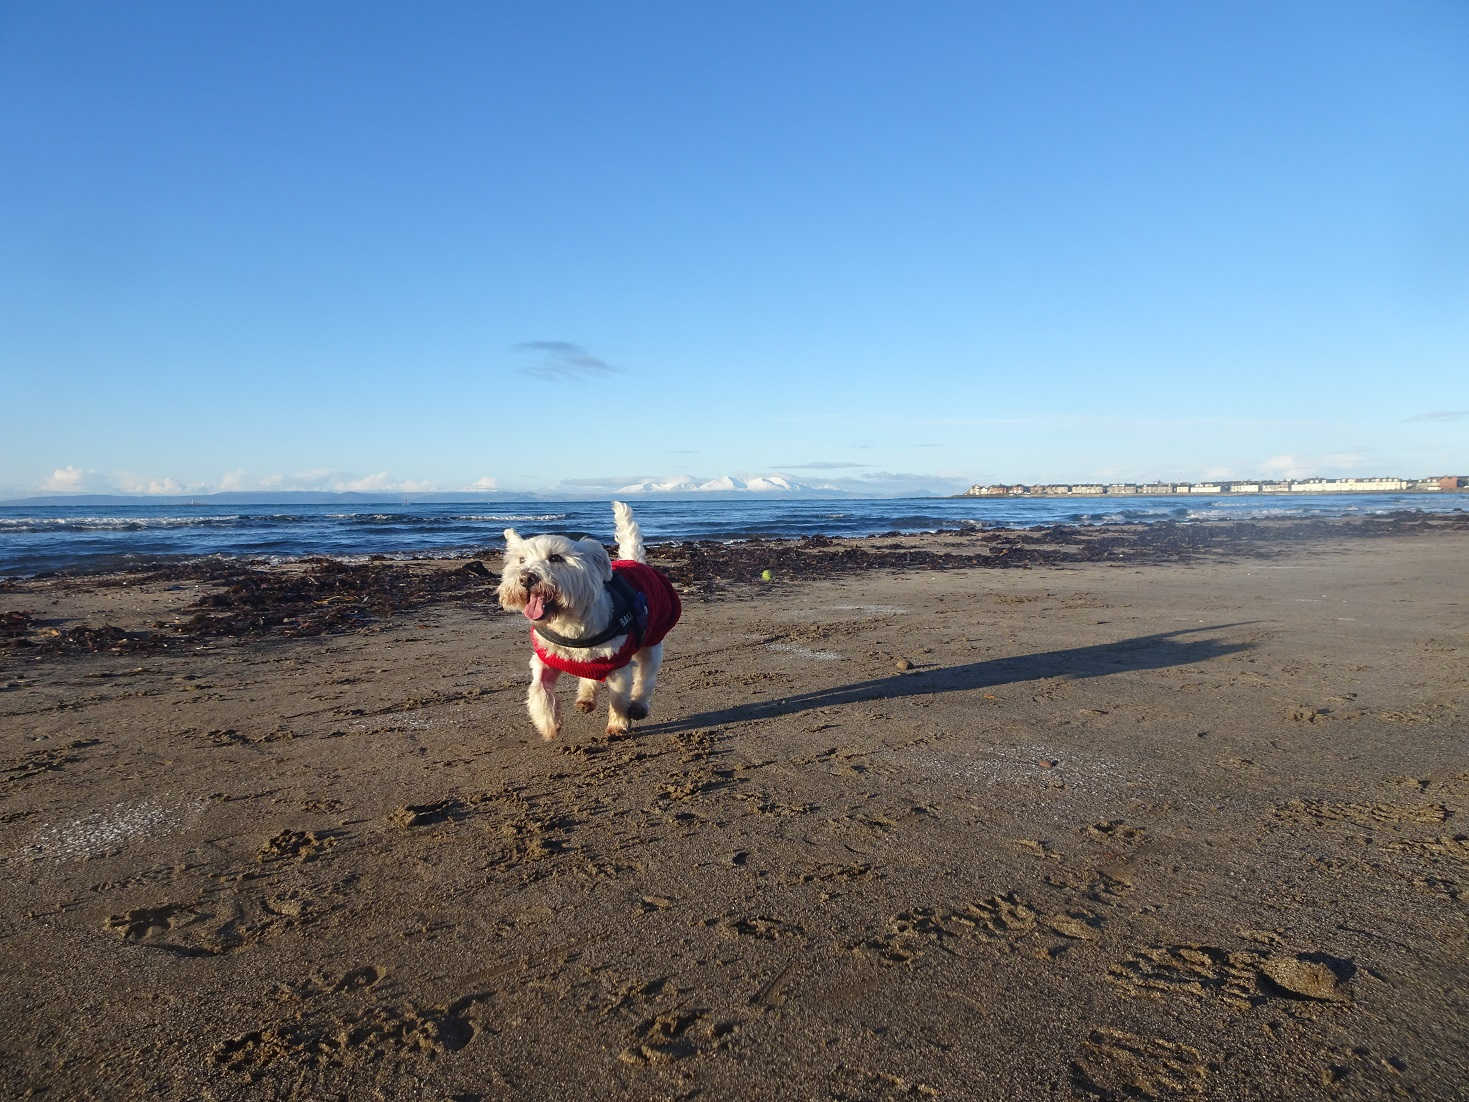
<box><xmin>42</xmin><ymin>624</ymin><xmax>167</xmax><ymax>655</ymax></box>
<box><xmin>652</xmin><ymin>511</ymin><xmax>1467</xmax><ymax>589</ymax></box>
<box><xmin>16</xmin><ymin>559</ymin><xmax>499</xmax><ymax>656</ymax></box>
<box><xmin>177</xmin><ymin>558</ymin><xmax>497</xmax><ymax>639</ymax></box>
<box><xmin>7</xmin><ymin>512</ymin><xmax>1466</xmax><ymax>657</ymax></box>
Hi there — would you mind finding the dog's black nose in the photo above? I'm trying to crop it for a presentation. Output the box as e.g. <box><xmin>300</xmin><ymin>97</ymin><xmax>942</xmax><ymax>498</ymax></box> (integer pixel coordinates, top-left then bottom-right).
<box><xmin>520</xmin><ymin>571</ymin><xmax>539</xmax><ymax>590</ymax></box>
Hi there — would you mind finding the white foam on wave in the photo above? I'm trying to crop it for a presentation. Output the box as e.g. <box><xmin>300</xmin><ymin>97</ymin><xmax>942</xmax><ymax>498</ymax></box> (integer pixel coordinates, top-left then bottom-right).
<box><xmin>1181</xmin><ymin>503</ymin><xmax>1394</xmax><ymax>522</ymax></box>
<box><xmin>0</xmin><ymin>515</ymin><xmax>248</xmax><ymax>531</ymax></box>
<box><xmin>260</xmin><ymin>546</ymin><xmax>488</xmax><ymax>566</ymax></box>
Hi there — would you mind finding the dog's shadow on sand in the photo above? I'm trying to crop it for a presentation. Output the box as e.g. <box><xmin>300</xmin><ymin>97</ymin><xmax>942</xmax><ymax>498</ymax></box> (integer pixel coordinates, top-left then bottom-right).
<box><xmin>639</xmin><ymin>624</ymin><xmax>1257</xmax><ymax>735</ymax></box>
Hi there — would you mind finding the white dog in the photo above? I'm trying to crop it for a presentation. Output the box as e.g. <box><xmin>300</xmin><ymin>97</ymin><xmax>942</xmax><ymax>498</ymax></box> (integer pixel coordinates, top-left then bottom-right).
<box><xmin>498</xmin><ymin>501</ymin><xmax>681</xmax><ymax>740</ymax></box>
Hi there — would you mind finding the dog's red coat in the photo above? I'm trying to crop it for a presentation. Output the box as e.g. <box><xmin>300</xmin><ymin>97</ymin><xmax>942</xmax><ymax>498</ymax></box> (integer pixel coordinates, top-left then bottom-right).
<box><xmin>531</xmin><ymin>560</ymin><xmax>681</xmax><ymax>681</ymax></box>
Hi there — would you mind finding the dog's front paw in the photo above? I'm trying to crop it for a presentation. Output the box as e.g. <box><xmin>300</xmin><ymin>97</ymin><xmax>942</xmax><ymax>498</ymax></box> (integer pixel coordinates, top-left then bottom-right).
<box><xmin>605</xmin><ymin>721</ymin><xmax>629</xmax><ymax>738</ymax></box>
<box><xmin>627</xmin><ymin>702</ymin><xmax>649</xmax><ymax>721</ymax></box>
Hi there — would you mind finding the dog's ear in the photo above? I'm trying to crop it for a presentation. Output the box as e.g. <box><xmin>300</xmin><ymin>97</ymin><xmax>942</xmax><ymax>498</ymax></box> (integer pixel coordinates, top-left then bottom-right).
<box><xmin>503</xmin><ymin>528</ymin><xmax>521</xmax><ymax>548</ymax></box>
<box><xmin>576</xmin><ymin>537</ymin><xmax>613</xmax><ymax>582</ymax></box>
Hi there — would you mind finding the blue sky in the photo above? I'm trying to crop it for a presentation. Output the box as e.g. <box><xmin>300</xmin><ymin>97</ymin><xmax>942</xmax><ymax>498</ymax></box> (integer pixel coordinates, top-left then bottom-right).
<box><xmin>3</xmin><ymin>1</ymin><xmax>1465</xmax><ymax>498</ymax></box>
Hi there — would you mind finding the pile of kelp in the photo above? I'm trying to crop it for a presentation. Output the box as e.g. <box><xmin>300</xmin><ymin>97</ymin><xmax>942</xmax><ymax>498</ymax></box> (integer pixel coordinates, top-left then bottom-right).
<box><xmin>8</xmin><ymin>559</ymin><xmax>497</xmax><ymax>657</ymax></box>
<box><xmin>6</xmin><ymin>511</ymin><xmax>1464</xmax><ymax>657</ymax></box>
<box><xmin>651</xmin><ymin>510</ymin><xmax>1469</xmax><ymax>589</ymax></box>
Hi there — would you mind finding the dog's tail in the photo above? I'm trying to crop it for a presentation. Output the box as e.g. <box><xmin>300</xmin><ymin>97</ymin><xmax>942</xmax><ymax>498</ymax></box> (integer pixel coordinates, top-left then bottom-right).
<box><xmin>612</xmin><ymin>500</ymin><xmax>646</xmax><ymax>563</ymax></box>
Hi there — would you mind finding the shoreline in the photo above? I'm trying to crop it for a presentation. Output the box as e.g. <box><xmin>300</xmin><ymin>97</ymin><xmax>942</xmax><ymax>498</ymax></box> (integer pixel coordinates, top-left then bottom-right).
<box><xmin>2</xmin><ymin>518</ymin><xmax>1468</xmax><ymax>1097</ymax></box>
<box><xmin>3</xmin><ymin>512</ymin><xmax>1468</xmax><ymax>660</ymax></box>
<box><xmin>3</xmin><ymin>499</ymin><xmax>1466</xmax><ymax>583</ymax></box>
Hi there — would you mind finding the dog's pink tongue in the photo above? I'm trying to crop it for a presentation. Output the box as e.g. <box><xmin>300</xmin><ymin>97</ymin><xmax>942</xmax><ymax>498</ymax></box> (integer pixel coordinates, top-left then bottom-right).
<box><xmin>523</xmin><ymin>592</ymin><xmax>545</xmax><ymax>621</ymax></box>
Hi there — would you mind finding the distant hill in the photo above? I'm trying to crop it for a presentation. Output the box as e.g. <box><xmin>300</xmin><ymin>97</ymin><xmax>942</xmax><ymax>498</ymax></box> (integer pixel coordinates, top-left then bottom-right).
<box><xmin>614</xmin><ymin>473</ymin><xmax>844</xmax><ymax>495</ymax></box>
<box><xmin>0</xmin><ymin>491</ymin><xmax>541</xmax><ymax>507</ymax></box>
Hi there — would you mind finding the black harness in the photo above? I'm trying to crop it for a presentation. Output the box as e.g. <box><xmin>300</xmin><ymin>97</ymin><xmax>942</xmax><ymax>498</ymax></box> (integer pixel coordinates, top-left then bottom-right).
<box><xmin>531</xmin><ymin>574</ymin><xmax>643</xmax><ymax>649</ymax></box>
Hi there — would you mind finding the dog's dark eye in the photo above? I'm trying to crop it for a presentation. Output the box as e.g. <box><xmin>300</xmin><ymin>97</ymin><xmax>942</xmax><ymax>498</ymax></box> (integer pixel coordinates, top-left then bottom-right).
<box><xmin>547</xmin><ymin>553</ymin><xmax>564</xmax><ymax>563</ymax></box>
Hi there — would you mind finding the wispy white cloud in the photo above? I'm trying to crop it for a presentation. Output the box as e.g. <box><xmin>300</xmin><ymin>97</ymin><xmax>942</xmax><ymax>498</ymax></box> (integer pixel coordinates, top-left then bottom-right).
<box><xmin>468</xmin><ymin>475</ymin><xmax>498</xmax><ymax>491</ymax></box>
<box><xmin>250</xmin><ymin>469</ymin><xmax>437</xmax><ymax>493</ymax></box>
<box><xmin>1260</xmin><ymin>452</ymin><xmax>1372</xmax><ymax>480</ymax></box>
<box><xmin>28</xmin><ymin>466</ymin><xmax>442</xmax><ymax>497</ymax></box>
<box><xmin>41</xmin><ymin>466</ymin><xmax>86</xmax><ymax>492</ymax></box>
<box><xmin>1261</xmin><ymin>455</ymin><xmax>1309</xmax><ymax>479</ymax></box>
<box><xmin>331</xmin><ymin>472</ymin><xmax>434</xmax><ymax>493</ymax></box>
<box><xmin>823</xmin><ymin>471</ymin><xmax>971</xmax><ymax>496</ymax></box>
<box><xmin>115</xmin><ymin>474</ymin><xmax>187</xmax><ymax>496</ymax></box>
<box><xmin>1404</xmin><ymin>410</ymin><xmax>1469</xmax><ymax>423</ymax></box>
<box><xmin>37</xmin><ymin>466</ymin><xmax>199</xmax><ymax>496</ymax></box>
<box><xmin>553</xmin><ymin>475</ymin><xmax>645</xmax><ymax>492</ymax></box>
<box><xmin>512</xmin><ymin>341</ymin><xmax>622</xmax><ymax>382</ymax></box>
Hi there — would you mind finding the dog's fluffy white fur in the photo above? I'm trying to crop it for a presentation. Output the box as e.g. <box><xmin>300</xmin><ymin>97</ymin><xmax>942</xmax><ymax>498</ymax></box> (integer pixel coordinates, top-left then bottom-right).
<box><xmin>497</xmin><ymin>501</ymin><xmax>663</xmax><ymax>740</ymax></box>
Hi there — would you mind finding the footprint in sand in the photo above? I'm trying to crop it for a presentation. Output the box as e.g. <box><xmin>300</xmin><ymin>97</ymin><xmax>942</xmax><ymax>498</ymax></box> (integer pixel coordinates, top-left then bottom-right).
<box><xmin>617</xmin><ymin>1009</ymin><xmax>740</xmax><ymax>1065</ymax></box>
<box><xmin>258</xmin><ymin>828</ymin><xmax>338</xmax><ymax>862</ymax></box>
<box><xmin>104</xmin><ymin>902</ymin><xmax>209</xmax><ymax>942</ymax></box>
<box><xmin>1108</xmin><ymin>945</ymin><xmax>1354</xmax><ymax>1009</ymax></box>
<box><xmin>1070</xmin><ymin>1028</ymin><xmax>1211</xmax><ymax>1100</ymax></box>
<box><xmin>213</xmin><ymin>990</ymin><xmax>493</xmax><ymax>1078</ymax></box>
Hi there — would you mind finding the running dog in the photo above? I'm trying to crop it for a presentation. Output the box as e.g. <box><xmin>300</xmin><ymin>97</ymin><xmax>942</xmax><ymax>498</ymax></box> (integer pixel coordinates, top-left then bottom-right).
<box><xmin>498</xmin><ymin>501</ymin><xmax>680</xmax><ymax>739</ymax></box>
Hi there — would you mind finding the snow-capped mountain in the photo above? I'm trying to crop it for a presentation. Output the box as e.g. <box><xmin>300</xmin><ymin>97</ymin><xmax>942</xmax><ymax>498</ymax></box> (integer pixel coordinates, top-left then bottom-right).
<box><xmin>615</xmin><ymin>473</ymin><xmax>833</xmax><ymax>494</ymax></box>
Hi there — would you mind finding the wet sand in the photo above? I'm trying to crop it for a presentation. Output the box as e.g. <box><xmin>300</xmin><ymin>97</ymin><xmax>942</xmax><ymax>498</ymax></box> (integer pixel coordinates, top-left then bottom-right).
<box><xmin>2</xmin><ymin>516</ymin><xmax>1467</xmax><ymax>1099</ymax></box>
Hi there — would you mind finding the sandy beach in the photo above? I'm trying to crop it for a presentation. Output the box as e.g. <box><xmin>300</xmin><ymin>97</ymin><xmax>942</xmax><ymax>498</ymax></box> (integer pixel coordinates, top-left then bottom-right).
<box><xmin>2</xmin><ymin>515</ymin><xmax>1467</xmax><ymax>1100</ymax></box>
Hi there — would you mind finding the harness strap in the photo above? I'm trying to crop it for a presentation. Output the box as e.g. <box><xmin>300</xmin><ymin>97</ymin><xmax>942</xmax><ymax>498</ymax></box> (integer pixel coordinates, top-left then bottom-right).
<box><xmin>531</xmin><ymin>574</ymin><xmax>642</xmax><ymax>649</ymax></box>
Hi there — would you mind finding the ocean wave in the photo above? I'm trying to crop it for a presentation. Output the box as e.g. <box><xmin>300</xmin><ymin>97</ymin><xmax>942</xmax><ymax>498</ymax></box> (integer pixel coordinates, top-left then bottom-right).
<box><xmin>0</xmin><ymin>515</ymin><xmax>284</xmax><ymax>533</ymax></box>
<box><xmin>327</xmin><ymin>512</ymin><xmax>569</xmax><ymax>525</ymax></box>
<box><xmin>1069</xmin><ymin>506</ymin><xmax>1191</xmax><ymax>524</ymax></box>
<box><xmin>843</xmin><ymin>513</ymin><xmax>971</xmax><ymax>532</ymax></box>
<box><xmin>259</xmin><ymin>546</ymin><xmax>488</xmax><ymax>566</ymax></box>
<box><xmin>1179</xmin><ymin>502</ymin><xmax>1408</xmax><ymax>521</ymax></box>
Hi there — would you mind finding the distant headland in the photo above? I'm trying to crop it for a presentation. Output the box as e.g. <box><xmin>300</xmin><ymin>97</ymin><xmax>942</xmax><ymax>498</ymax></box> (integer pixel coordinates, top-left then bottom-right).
<box><xmin>956</xmin><ymin>475</ymin><xmax>1467</xmax><ymax>499</ymax></box>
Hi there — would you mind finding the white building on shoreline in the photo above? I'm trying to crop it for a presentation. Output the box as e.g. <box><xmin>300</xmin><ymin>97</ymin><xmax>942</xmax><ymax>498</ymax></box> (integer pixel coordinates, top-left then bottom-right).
<box><xmin>960</xmin><ymin>474</ymin><xmax>1462</xmax><ymax>498</ymax></box>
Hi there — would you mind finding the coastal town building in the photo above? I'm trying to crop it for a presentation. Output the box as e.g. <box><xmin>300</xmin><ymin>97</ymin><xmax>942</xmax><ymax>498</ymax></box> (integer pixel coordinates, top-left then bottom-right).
<box><xmin>1289</xmin><ymin>477</ymin><xmax>1408</xmax><ymax>493</ymax></box>
<box><xmin>959</xmin><ymin>475</ymin><xmax>1464</xmax><ymax>498</ymax></box>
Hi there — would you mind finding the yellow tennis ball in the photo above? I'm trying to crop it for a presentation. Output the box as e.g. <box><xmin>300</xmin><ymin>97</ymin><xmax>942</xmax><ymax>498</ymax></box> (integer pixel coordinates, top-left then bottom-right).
<box><xmin>760</xmin><ymin>569</ymin><xmax>773</xmax><ymax>582</ymax></box>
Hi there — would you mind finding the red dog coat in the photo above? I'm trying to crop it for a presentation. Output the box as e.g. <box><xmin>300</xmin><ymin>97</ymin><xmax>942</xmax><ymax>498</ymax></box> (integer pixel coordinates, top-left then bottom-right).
<box><xmin>531</xmin><ymin>560</ymin><xmax>681</xmax><ymax>681</ymax></box>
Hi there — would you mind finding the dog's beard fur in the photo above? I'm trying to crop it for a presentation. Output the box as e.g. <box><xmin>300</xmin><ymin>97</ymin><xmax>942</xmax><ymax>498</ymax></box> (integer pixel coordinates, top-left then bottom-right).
<box><xmin>496</xmin><ymin>532</ymin><xmax>614</xmax><ymax>639</ymax></box>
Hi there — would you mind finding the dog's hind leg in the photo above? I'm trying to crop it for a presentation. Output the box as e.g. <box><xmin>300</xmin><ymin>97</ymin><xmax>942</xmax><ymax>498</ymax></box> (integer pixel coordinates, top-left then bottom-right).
<box><xmin>527</xmin><ymin>654</ymin><xmax>562</xmax><ymax>740</ymax></box>
<box><xmin>575</xmin><ymin>677</ymin><xmax>599</xmax><ymax>713</ymax></box>
<box><xmin>604</xmin><ymin>665</ymin><xmax>635</xmax><ymax>737</ymax></box>
<box><xmin>628</xmin><ymin>643</ymin><xmax>663</xmax><ymax>720</ymax></box>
